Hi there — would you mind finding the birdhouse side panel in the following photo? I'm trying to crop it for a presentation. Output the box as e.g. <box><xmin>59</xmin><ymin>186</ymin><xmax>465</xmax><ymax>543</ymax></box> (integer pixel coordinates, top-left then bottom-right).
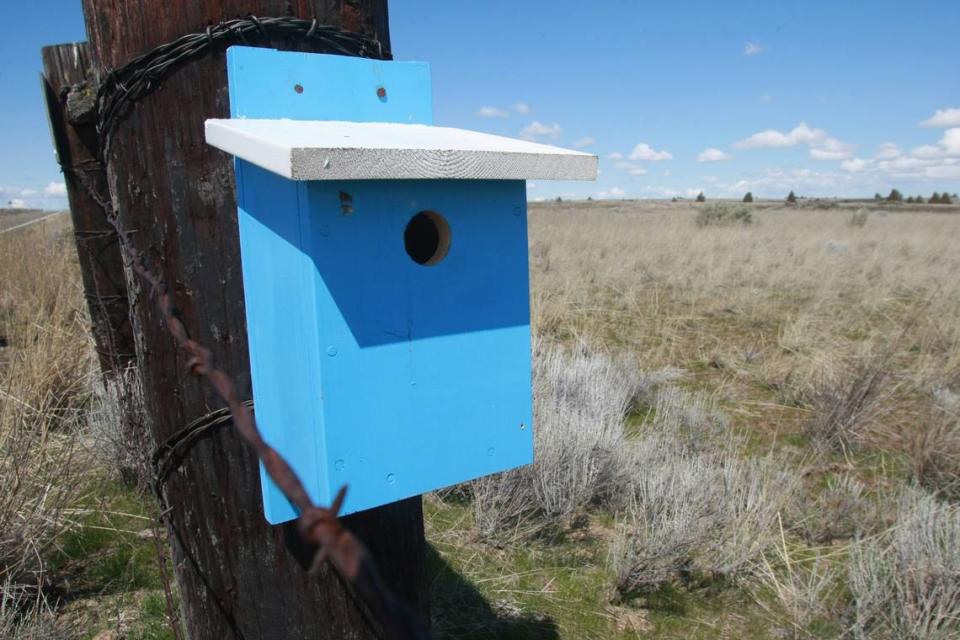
<box><xmin>235</xmin><ymin>160</ymin><xmax>331</xmax><ymax>523</ymax></box>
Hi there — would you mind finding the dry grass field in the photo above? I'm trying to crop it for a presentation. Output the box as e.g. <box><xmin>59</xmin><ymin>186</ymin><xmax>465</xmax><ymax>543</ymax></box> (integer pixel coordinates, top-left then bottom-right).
<box><xmin>2</xmin><ymin>199</ymin><xmax>959</xmax><ymax>639</ymax></box>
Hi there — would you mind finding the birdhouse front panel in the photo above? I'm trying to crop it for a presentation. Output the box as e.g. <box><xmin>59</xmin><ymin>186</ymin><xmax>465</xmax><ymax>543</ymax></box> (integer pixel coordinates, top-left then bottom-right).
<box><xmin>238</xmin><ymin>159</ymin><xmax>533</xmax><ymax>521</ymax></box>
<box><xmin>212</xmin><ymin>46</ymin><xmax>596</xmax><ymax>523</ymax></box>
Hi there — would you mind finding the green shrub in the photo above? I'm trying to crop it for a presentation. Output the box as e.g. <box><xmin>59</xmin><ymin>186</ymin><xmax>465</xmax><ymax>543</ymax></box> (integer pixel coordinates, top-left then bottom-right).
<box><xmin>786</xmin><ymin>191</ymin><xmax>797</xmax><ymax>204</ymax></box>
<box><xmin>696</xmin><ymin>191</ymin><xmax>706</xmax><ymax>203</ymax></box>
<box><xmin>694</xmin><ymin>203</ymin><xmax>753</xmax><ymax>227</ymax></box>
<box><xmin>743</xmin><ymin>192</ymin><xmax>754</xmax><ymax>203</ymax></box>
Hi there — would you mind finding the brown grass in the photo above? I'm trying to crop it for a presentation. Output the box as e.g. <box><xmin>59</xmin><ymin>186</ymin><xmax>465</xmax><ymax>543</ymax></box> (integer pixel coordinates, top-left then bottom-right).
<box><xmin>5</xmin><ymin>199</ymin><xmax>960</xmax><ymax>638</ymax></box>
<box><xmin>0</xmin><ymin>217</ymin><xmax>94</xmax><ymax>613</ymax></box>
<box><xmin>530</xmin><ymin>201</ymin><xmax>960</xmax><ymax>455</ymax></box>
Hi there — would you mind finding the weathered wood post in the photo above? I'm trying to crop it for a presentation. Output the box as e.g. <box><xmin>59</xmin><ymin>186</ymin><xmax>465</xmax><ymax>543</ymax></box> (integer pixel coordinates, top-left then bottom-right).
<box><xmin>42</xmin><ymin>42</ymin><xmax>146</xmax><ymax>487</ymax></box>
<box><xmin>78</xmin><ymin>2</ymin><xmax>427</xmax><ymax>638</ymax></box>
<box><xmin>41</xmin><ymin>42</ymin><xmax>136</xmax><ymax>377</ymax></box>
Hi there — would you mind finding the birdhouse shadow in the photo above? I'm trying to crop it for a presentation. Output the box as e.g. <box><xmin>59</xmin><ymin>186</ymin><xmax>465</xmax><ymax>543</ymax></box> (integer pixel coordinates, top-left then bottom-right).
<box><xmin>425</xmin><ymin>543</ymin><xmax>559</xmax><ymax>639</ymax></box>
<box><xmin>280</xmin><ymin>502</ymin><xmax>557</xmax><ymax>638</ymax></box>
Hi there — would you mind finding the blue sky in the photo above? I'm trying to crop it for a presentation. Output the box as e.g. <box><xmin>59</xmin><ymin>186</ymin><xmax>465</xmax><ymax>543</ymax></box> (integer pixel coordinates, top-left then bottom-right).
<box><xmin>2</xmin><ymin>1</ymin><xmax>959</xmax><ymax>208</ymax></box>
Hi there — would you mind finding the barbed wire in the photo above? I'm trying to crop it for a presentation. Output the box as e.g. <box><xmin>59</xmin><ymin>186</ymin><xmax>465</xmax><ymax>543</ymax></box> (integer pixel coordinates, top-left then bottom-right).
<box><xmin>74</xmin><ymin>15</ymin><xmax>430</xmax><ymax>640</ymax></box>
<box><xmin>96</xmin><ymin>15</ymin><xmax>390</xmax><ymax>155</ymax></box>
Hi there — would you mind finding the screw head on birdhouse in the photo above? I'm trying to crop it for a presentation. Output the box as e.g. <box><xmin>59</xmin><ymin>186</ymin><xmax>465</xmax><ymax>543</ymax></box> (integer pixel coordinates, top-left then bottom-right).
<box><xmin>206</xmin><ymin>46</ymin><xmax>596</xmax><ymax>523</ymax></box>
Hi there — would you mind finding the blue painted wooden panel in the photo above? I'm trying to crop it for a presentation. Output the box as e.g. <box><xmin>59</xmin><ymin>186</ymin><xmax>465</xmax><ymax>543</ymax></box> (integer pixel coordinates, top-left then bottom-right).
<box><xmin>235</xmin><ymin>161</ymin><xmax>328</xmax><ymax>519</ymax></box>
<box><xmin>227</xmin><ymin>46</ymin><xmax>432</xmax><ymax>124</ymax></box>
<box><xmin>301</xmin><ymin>179</ymin><xmax>533</xmax><ymax>516</ymax></box>
<box><xmin>228</xmin><ymin>47</ymin><xmax>533</xmax><ymax>523</ymax></box>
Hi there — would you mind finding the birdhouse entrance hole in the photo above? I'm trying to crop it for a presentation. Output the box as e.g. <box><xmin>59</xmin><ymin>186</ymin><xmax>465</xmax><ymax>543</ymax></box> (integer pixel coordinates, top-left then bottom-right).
<box><xmin>404</xmin><ymin>210</ymin><xmax>451</xmax><ymax>266</ymax></box>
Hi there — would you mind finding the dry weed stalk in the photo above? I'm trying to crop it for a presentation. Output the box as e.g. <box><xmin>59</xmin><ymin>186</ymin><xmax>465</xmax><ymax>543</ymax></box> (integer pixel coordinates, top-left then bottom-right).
<box><xmin>904</xmin><ymin>403</ymin><xmax>960</xmax><ymax>499</ymax></box>
<box><xmin>0</xmin><ymin>221</ymin><xmax>94</xmax><ymax>621</ymax></box>
<box><xmin>750</xmin><ymin>516</ymin><xmax>841</xmax><ymax>637</ymax></box>
<box><xmin>804</xmin><ymin>347</ymin><xmax>897</xmax><ymax>455</ymax></box>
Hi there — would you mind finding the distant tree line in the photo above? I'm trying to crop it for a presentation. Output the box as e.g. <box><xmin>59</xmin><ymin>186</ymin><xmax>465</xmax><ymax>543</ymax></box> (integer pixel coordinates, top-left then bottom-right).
<box><xmin>687</xmin><ymin>189</ymin><xmax>956</xmax><ymax>205</ymax></box>
<box><xmin>737</xmin><ymin>191</ymin><xmax>798</xmax><ymax>203</ymax></box>
<box><xmin>876</xmin><ymin>189</ymin><xmax>955</xmax><ymax>204</ymax></box>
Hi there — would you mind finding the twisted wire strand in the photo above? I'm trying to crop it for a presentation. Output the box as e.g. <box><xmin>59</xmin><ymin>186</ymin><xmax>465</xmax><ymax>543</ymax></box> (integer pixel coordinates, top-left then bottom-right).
<box><xmin>96</xmin><ymin>16</ymin><xmax>390</xmax><ymax>153</ymax></box>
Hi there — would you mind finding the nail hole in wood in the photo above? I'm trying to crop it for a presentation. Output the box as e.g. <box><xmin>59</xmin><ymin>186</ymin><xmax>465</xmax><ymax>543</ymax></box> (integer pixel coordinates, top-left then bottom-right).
<box><xmin>339</xmin><ymin>191</ymin><xmax>354</xmax><ymax>215</ymax></box>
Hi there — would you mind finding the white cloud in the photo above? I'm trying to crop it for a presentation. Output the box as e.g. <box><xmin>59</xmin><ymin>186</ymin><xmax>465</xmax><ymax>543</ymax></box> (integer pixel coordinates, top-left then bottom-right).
<box><xmin>614</xmin><ymin>162</ymin><xmax>648</xmax><ymax>176</ymax></box>
<box><xmin>637</xmin><ymin>186</ymin><xmax>682</xmax><ymax>198</ymax></box>
<box><xmin>841</xmin><ymin>158</ymin><xmax>868</xmax><ymax>172</ymax></box>
<box><xmin>513</xmin><ymin>102</ymin><xmax>531</xmax><ymax>115</ymax></box>
<box><xmin>476</xmin><ymin>106</ymin><xmax>508</xmax><ymax>118</ymax></box>
<box><xmin>519</xmin><ymin>121</ymin><xmax>561</xmax><ymax>140</ymax></box>
<box><xmin>940</xmin><ymin>128</ymin><xmax>960</xmax><ymax>155</ymax></box>
<box><xmin>1</xmin><ymin>181</ymin><xmax>70</xmax><ymax>210</ymax></box>
<box><xmin>44</xmin><ymin>181</ymin><xmax>67</xmax><ymax>197</ymax></box>
<box><xmin>760</xmin><ymin>94</ymin><xmax>774</xmax><ymax>104</ymax></box>
<box><xmin>837</xmin><ymin>139</ymin><xmax>960</xmax><ymax>182</ymax></box>
<box><xmin>697</xmin><ymin>148</ymin><xmax>733</xmax><ymax>163</ymax></box>
<box><xmin>921</xmin><ymin>108</ymin><xmax>960</xmax><ymax>128</ymax></box>
<box><xmin>921</xmin><ymin>163</ymin><xmax>960</xmax><ymax>179</ymax></box>
<box><xmin>628</xmin><ymin>142</ymin><xmax>672</xmax><ymax>161</ymax></box>
<box><xmin>716</xmin><ymin>167</ymin><xmax>852</xmax><ymax>196</ymax></box>
<box><xmin>809</xmin><ymin>137</ymin><xmax>856</xmax><ymax>160</ymax></box>
<box><xmin>906</xmin><ymin>129</ymin><xmax>960</xmax><ymax>159</ymax></box>
<box><xmin>733</xmin><ymin>122</ymin><xmax>826</xmax><ymax>149</ymax></box>
<box><xmin>711</xmin><ymin>136</ymin><xmax>960</xmax><ymax>196</ymax></box>
<box><xmin>876</xmin><ymin>142</ymin><xmax>901</xmax><ymax>159</ymax></box>
<box><xmin>573</xmin><ymin>136</ymin><xmax>595</xmax><ymax>148</ymax></box>
<box><xmin>732</xmin><ymin>123</ymin><xmax>854</xmax><ymax>160</ymax></box>
<box><xmin>911</xmin><ymin>144</ymin><xmax>944</xmax><ymax>159</ymax></box>
<box><xmin>744</xmin><ymin>42</ymin><xmax>763</xmax><ymax>56</ymax></box>
<box><xmin>608</xmin><ymin>152</ymin><xmax>623</xmax><ymax>160</ymax></box>
<box><xmin>596</xmin><ymin>186</ymin><xmax>626</xmax><ymax>199</ymax></box>
<box><xmin>527</xmin><ymin>182</ymin><xmax>538</xmax><ymax>190</ymax></box>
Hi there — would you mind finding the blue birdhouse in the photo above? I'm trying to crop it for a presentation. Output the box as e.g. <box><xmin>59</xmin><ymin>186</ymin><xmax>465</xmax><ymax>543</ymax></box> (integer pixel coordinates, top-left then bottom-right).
<box><xmin>206</xmin><ymin>46</ymin><xmax>597</xmax><ymax>523</ymax></box>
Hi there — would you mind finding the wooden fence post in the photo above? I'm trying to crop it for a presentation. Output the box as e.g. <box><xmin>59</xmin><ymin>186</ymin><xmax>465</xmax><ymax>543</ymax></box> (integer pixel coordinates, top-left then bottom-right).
<box><xmin>76</xmin><ymin>2</ymin><xmax>427</xmax><ymax>638</ymax></box>
<box><xmin>41</xmin><ymin>42</ymin><xmax>136</xmax><ymax>377</ymax></box>
<box><xmin>42</xmin><ymin>42</ymin><xmax>148</xmax><ymax>486</ymax></box>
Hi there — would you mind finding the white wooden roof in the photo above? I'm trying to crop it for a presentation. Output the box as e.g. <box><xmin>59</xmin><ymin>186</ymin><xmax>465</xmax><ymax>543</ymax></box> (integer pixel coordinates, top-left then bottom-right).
<box><xmin>205</xmin><ymin>119</ymin><xmax>598</xmax><ymax>181</ymax></box>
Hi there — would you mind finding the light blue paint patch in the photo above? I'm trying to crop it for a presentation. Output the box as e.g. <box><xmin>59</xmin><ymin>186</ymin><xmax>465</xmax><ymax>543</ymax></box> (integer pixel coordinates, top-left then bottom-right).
<box><xmin>227</xmin><ymin>46</ymin><xmax>432</xmax><ymax>124</ymax></box>
<box><xmin>227</xmin><ymin>47</ymin><xmax>533</xmax><ymax>523</ymax></box>
<box><xmin>235</xmin><ymin>161</ymin><xmax>329</xmax><ymax>521</ymax></box>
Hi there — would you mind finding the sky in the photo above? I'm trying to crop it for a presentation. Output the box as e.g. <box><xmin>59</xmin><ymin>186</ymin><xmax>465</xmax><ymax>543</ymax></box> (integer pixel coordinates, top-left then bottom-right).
<box><xmin>1</xmin><ymin>1</ymin><xmax>959</xmax><ymax>208</ymax></box>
